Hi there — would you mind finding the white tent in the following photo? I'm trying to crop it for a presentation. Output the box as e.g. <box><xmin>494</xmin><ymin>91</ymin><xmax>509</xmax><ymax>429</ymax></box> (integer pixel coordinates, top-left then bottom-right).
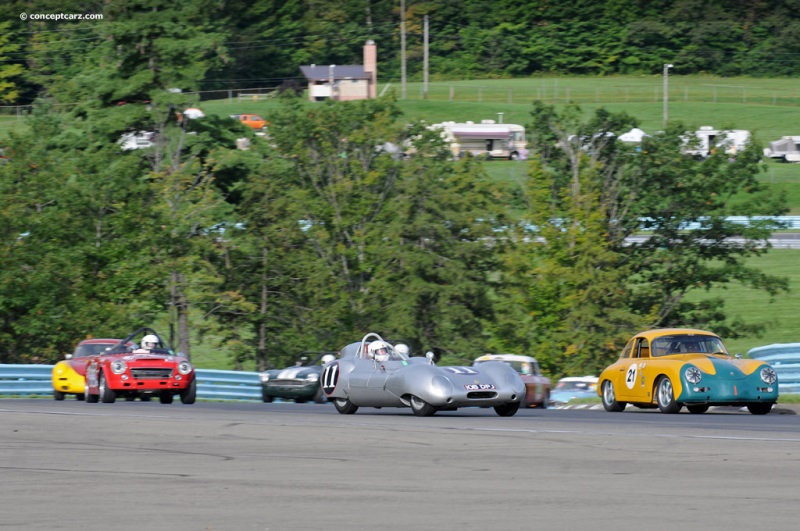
<box><xmin>618</xmin><ymin>127</ymin><xmax>647</xmax><ymax>143</ymax></box>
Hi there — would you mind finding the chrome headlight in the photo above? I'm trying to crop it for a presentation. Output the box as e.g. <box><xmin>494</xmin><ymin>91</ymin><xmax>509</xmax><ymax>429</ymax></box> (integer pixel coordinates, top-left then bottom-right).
<box><xmin>259</xmin><ymin>373</ymin><xmax>270</xmax><ymax>383</ymax></box>
<box><xmin>110</xmin><ymin>360</ymin><xmax>127</xmax><ymax>375</ymax></box>
<box><xmin>177</xmin><ymin>361</ymin><xmax>193</xmax><ymax>375</ymax></box>
<box><xmin>760</xmin><ymin>366</ymin><xmax>777</xmax><ymax>385</ymax></box>
<box><xmin>306</xmin><ymin>373</ymin><xmax>319</xmax><ymax>382</ymax></box>
<box><xmin>684</xmin><ymin>366</ymin><xmax>702</xmax><ymax>384</ymax></box>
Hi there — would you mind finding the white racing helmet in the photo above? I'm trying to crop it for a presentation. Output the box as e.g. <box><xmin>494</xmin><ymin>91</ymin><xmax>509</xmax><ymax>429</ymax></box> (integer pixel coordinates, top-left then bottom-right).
<box><xmin>321</xmin><ymin>354</ymin><xmax>336</xmax><ymax>365</ymax></box>
<box><xmin>141</xmin><ymin>334</ymin><xmax>159</xmax><ymax>349</ymax></box>
<box><xmin>368</xmin><ymin>340</ymin><xmax>390</xmax><ymax>362</ymax></box>
<box><xmin>394</xmin><ymin>343</ymin><xmax>410</xmax><ymax>357</ymax></box>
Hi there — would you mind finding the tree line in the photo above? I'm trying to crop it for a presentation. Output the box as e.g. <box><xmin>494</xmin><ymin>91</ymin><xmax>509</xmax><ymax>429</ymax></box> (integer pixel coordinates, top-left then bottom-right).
<box><xmin>0</xmin><ymin>1</ymin><xmax>790</xmax><ymax>376</ymax></box>
<box><xmin>4</xmin><ymin>0</ymin><xmax>800</xmax><ymax>106</ymax></box>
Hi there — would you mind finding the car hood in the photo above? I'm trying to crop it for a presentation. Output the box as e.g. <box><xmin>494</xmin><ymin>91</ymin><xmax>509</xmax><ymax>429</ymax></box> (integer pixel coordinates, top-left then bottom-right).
<box><xmin>114</xmin><ymin>353</ymin><xmax>185</xmax><ymax>363</ymax></box>
<box><xmin>264</xmin><ymin>366</ymin><xmax>321</xmax><ymax>380</ymax></box>
<box><xmin>669</xmin><ymin>354</ymin><xmax>760</xmax><ymax>379</ymax></box>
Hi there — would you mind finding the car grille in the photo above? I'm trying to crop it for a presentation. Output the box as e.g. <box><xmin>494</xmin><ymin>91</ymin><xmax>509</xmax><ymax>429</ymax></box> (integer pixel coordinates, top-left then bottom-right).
<box><xmin>269</xmin><ymin>380</ymin><xmax>305</xmax><ymax>386</ymax></box>
<box><xmin>131</xmin><ymin>368</ymin><xmax>173</xmax><ymax>379</ymax></box>
<box><xmin>467</xmin><ymin>391</ymin><xmax>498</xmax><ymax>399</ymax></box>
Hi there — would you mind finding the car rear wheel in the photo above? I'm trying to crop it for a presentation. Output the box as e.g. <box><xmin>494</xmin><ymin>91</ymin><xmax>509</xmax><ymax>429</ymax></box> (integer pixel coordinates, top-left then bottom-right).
<box><xmin>295</xmin><ymin>396</ymin><xmax>308</xmax><ymax>404</ymax></box>
<box><xmin>747</xmin><ymin>403</ymin><xmax>773</xmax><ymax>415</ymax></box>
<box><xmin>656</xmin><ymin>377</ymin><xmax>682</xmax><ymax>414</ymax></box>
<box><xmin>180</xmin><ymin>379</ymin><xmax>197</xmax><ymax>404</ymax></box>
<box><xmin>686</xmin><ymin>404</ymin><xmax>709</xmax><ymax>414</ymax></box>
<box><xmin>333</xmin><ymin>397</ymin><xmax>358</xmax><ymax>415</ymax></box>
<box><xmin>159</xmin><ymin>392</ymin><xmax>174</xmax><ymax>404</ymax></box>
<box><xmin>601</xmin><ymin>381</ymin><xmax>626</xmax><ymax>412</ymax></box>
<box><xmin>86</xmin><ymin>385</ymin><xmax>99</xmax><ymax>403</ymax></box>
<box><xmin>53</xmin><ymin>390</ymin><xmax>65</xmax><ymax>401</ymax></box>
<box><xmin>494</xmin><ymin>401</ymin><xmax>521</xmax><ymax>417</ymax></box>
<box><xmin>99</xmin><ymin>373</ymin><xmax>116</xmax><ymax>403</ymax></box>
<box><xmin>410</xmin><ymin>395</ymin><xmax>436</xmax><ymax>417</ymax></box>
<box><xmin>76</xmin><ymin>393</ymin><xmax>85</xmax><ymax>401</ymax></box>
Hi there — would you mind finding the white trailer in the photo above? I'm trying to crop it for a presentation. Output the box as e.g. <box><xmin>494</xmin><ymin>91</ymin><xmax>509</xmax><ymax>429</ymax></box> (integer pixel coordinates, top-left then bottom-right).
<box><xmin>683</xmin><ymin>126</ymin><xmax>751</xmax><ymax>158</ymax></box>
<box><xmin>763</xmin><ymin>136</ymin><xmax>800</xmax><ymax>163</ymax></box>
<box><xmin>432</xmin><ymin>120</ymin><xmax>527</xmax><ymax>160</ymax></box>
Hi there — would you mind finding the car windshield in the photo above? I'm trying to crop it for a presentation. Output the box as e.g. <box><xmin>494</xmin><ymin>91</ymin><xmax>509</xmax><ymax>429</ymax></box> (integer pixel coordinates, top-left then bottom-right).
<box><xmin>556</xmin><ymin>381</ymin><xmax>593</xmax><ymax>391</ymax></box>
<box><xmin>651</xmin><ymin>335</ymin><xmax>728</xmax><ymax>357</ymax></box>
<box><xmin>74</xmin><ymin>344</ymin><xmax>115</xmax><ymax>357</ymax></box>
<box><xmin>477</xmin><ymin>360</ymin><xmax>534</xmax><ymax>375</ymax></box>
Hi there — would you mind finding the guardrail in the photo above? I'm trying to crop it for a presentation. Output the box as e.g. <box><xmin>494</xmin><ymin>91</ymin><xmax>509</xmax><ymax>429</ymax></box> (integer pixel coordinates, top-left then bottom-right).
<box><xmin>748</xmin><ymin>344</ymin><xmax>800</xmax><ymax>394</ymax></box>
<box><xmin>0</xmin><ymin>364</ymin><xmax>263</xmax><ymax>400</ymax></box>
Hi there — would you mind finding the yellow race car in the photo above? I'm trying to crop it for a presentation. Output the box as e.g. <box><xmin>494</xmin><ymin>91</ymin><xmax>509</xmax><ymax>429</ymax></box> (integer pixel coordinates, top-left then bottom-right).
<box><xmin>598</xmin><ymin>328</ymin><xmax>778</xmax><ymax>414</ymax></box>
<box><xmin>52</xmin><ymin>338</ymin><xmax>123</xmax><ymax>400</ymax></box>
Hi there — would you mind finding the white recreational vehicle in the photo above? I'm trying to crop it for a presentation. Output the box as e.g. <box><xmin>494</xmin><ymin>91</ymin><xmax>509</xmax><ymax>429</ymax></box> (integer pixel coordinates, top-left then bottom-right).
<box><xmin>763</xmin><ymin>136</ymin><xmax>800</xmax><ymax>163</ymax></box>
<box><xmin>432</xmin><ymin>120</ymin><xmax>527</xmax><ymax>160</ymax></box>
<box><xmin>683</xmin><ymin>126</ymin><xmax>751</xmax><ymax>158</ymax></box>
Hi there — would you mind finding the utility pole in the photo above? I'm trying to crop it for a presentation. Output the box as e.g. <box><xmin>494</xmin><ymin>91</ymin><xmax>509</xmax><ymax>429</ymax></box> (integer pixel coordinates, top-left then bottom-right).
<box><xmin>423</xmin><ymin>15</ymin><xmax>429</xmax><ymax>99</ymax></box>
<box><xmin>663</xmin><ymin>63</ymin><xmax>673</xmax><ymax>128</ymax></box>
<box><xmin>401</xmin><ymin>0</ymin><xmax>406</xmax><ymax>99</ymax></box>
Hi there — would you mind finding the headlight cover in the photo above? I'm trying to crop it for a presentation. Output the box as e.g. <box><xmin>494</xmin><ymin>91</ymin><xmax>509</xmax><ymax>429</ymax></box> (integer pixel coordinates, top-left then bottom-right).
<box><xmin>306</xmin><ymin>373</ymin><xmax>320</xmax><ymax>382</ymax></box>
<box><xmin>110</xmin><ymin>360</ymin><xmax>127</xmax><ymax>375</ymax></box>
<box><xmin>178</xmin><ymin>361</ymin><xmax>193</xmax><ymax>375</ymax></box>
<box><xmin>684</xmin><ymin>366</ymin><xmax>702</xmax><ymax>384</ymax></box>
<box><xmin>760</xmin><ymin>366</ymin><xmax>778</xmax><ymax>385</ymax></box>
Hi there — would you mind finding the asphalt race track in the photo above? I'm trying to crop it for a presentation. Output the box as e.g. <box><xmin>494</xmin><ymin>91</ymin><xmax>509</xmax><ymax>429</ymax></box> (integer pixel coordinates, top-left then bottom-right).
<box><xmin>2</xmin><ymin>400</ymin><xmax>800</xmax><ymax>531</ymax></box>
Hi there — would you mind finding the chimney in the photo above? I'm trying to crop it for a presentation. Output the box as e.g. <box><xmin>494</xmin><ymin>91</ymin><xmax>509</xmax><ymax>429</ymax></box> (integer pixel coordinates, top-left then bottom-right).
<box><xmin>364</xmin><ymin>40</ymin><xmax>377</xmax><ymax>99</ymax></box>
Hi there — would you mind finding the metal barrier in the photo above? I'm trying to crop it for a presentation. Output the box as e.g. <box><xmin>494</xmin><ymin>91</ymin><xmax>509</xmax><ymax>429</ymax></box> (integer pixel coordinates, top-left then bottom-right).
<box><xmin>748</xmin><ymin>344</ymin><xmax>800</xmax><ymax>394</ymax></box>
<box><xmin>0</xmin><ymin>364</ymin><xmax>263</xmax><ymax>400</ymax></box>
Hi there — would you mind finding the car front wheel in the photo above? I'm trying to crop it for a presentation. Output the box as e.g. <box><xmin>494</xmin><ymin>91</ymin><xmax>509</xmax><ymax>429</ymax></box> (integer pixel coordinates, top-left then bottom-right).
<box><xmin>180</xmin><ymin>379</ymin><xmax>197</xmax><ymax>404</ymax></box>
<box><xmin>53</xmin><ymin>390</ymin><xmax>65</xmax><ymax>401</ymax></box>
<box><xmin>99</xmin><ymin>373</ymin><xmax>116</xmax><ymax>404</ymax></box>
<box><xmin>494</xmin><ymin>401</ymin><xmax>520</xmax><ymax>417</ymax></box>
<box><xmin>601</xmin><ymin>381</ymin><xmax>626</xmax><ymax>412</ymax></box>
<box><xmin>656</xmin><ymin>377</ymin><xmax>682</xmax><ymax>414</ymax></box>
<box><xmin>747</xmin><ymin>403</ymin><xmax>773</xmax><ymax>415</ymax></box>
<box><xmin>333</xmin><ymin>397</ymin><xmax>358</xmax><ymax>415</ymax></box>
<box><xmin>159</xmin><ymin>392</ymin><xmax>174</xmax><ymax>404</ymax></box>
<box><xmin>686</xmin><ymin>404</ymin><xmax>709</xmax><ymax>414</ymax></box>
<box><xmin>410</xmin><ymin>395</ymin><xmax>436</xmax><ymax>417</ymax></box>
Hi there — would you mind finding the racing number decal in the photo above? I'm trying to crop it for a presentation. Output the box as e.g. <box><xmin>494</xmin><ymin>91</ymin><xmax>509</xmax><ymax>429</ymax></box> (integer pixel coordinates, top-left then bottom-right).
<box><xmin>625</xmin><ymin>363</ymin><xmax>638</xmax><ymax>390</ymax></box>
<box><xmin>321</xmin><ymin>362</ymin><xmax>339</xmax><ymax>395</ymax></box>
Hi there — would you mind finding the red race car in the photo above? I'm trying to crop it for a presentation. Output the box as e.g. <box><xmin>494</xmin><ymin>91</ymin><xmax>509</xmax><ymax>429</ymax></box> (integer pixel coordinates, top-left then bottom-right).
<box><xmin>84</xmin><ymin>328</ymin><xmax>196</xmax><ymax>404</ymax></box>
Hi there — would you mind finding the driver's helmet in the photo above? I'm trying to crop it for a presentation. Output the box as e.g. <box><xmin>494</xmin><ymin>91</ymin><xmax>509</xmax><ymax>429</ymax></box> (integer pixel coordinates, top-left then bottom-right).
<box><xmin>368</xmin><ymin>340</ymin><xmax>390</xmax><ymax>362</ymax></box>
<box><xmin>394</xmin><ymin>343</ymin><xmax>410</xmax><ymax>357</ymax></box>
<box><xmin>141</xmin><ymin>334</ymin><xmax>159</xmax><ymax>349</ymax></box>
<box><xmin>321</xmin><ymin>354</ymin><xmax>336</xmax><ymax>365</ymax></box>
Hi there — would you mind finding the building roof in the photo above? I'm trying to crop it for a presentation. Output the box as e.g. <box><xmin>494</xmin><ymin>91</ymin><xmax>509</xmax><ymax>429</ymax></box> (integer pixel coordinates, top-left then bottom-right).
<box><xmin>300</xmin><ymin>65</ymin><xmax>370</xmax><ymax>81</ymax></box>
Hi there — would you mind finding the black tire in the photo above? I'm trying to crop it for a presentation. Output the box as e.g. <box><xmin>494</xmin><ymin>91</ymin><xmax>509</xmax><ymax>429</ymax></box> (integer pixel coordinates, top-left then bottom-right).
<box><xmin>494</xmin><ymin>401</ymin><xmax>521</xmax><ymax>417</ymax></box>
<box><xmin>76</xmin><ymin>393</ymin><xmax>85</xmax><ymax>401</ymax></box>
<box><xmin>686</xmin><ymin>404</ymin><xmax>709</xmax><ymax>414</ymax></box>
<box><xmin>86</xmin><ymin>390</ymin><xmax>99</xmax><ymax>403</ymax></box>
<box><xmin>180</xmin><ymin>379</ymin><xmax>197</xmax><ymax>404</ymax></box>
<box><xmin>261</xmin><ymin>390</ymin><xmax>274</xmax><ymax>403</ymax></box>
<box><xmin>159</xmin><ymin>392</ymin><xmax>174</xmax><ymax>404</ymax></box>
<box><xmin>410</xmin><ymin>395</ymin><xmax>436</xmax><ymax>417</ymax></box>
<box><xmin>747</xmin><ymin>403</ymin><xmax>773</xmax><ymax>415</ymax></box>
<box><xmin>540</xmin><ymin>391</ymin><xmax>550</xmax><ymax>409</ymax></box>
<box><xmin>140</xmin><ymin>395</ymin><xmax>151</xmax><ymax>402</ymax></box>
<box><xmin>509</xmin><ymin>151</ymin><xmax>520</xmax><ymax>160</ymax></box>
<box><xmin>656</xmin><ymin>376</ymin><xmax>682</xmax><ymax>414</ymax></box>
<box><xmin>313</xmin><ymin>386</ymin><xmax>327</xmax><ymax>404</ymax></box>
<box><xmin>125</xmin><ymin>395</ymin><xmax>136</xmax><ymax>402</ymax></box>
<box><xmin>99</xmin><ymin>373</ymin><xmax>116</xmax><ymax>404</ymax></box>
<box><xmin>54</xmin><ymin>390</ymin><xmax>65</xmax><ymax>401</ymax></box>
<box><xmin>333</xmin><ymin>397</ymin><xmax>358</xmax><ymax>415</ymax></box>
<box><xmin>295</xmin><ymin>396</ymin><xmax>308</xmax><ymax>404</ymax></box>
<box><xmin>601</xmin><ymin>380</ymin><xmax>626</xmax><ymax>412</ymax></box>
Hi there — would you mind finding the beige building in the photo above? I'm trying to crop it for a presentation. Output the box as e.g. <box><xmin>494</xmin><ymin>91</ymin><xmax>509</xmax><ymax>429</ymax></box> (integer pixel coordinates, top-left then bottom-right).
<box><xmin>299</xmin><ymin>41</ymin><xmax>377</xmax><ymax>102</ymax></box>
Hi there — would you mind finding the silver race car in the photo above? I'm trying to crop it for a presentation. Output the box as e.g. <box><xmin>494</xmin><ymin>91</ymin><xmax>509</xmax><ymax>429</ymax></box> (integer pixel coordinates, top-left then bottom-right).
<box><xmin>320</xmin><ymin>333</ymin><xmax>526</xmax><ymax>416</ymax></box>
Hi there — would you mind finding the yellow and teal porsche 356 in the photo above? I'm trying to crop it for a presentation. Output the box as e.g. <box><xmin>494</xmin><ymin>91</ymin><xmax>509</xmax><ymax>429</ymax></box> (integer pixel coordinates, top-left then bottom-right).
<box><xmin>598</xmin><ymin>328</ymin><xmax>778</xmax><ymax>415</ymax></box>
